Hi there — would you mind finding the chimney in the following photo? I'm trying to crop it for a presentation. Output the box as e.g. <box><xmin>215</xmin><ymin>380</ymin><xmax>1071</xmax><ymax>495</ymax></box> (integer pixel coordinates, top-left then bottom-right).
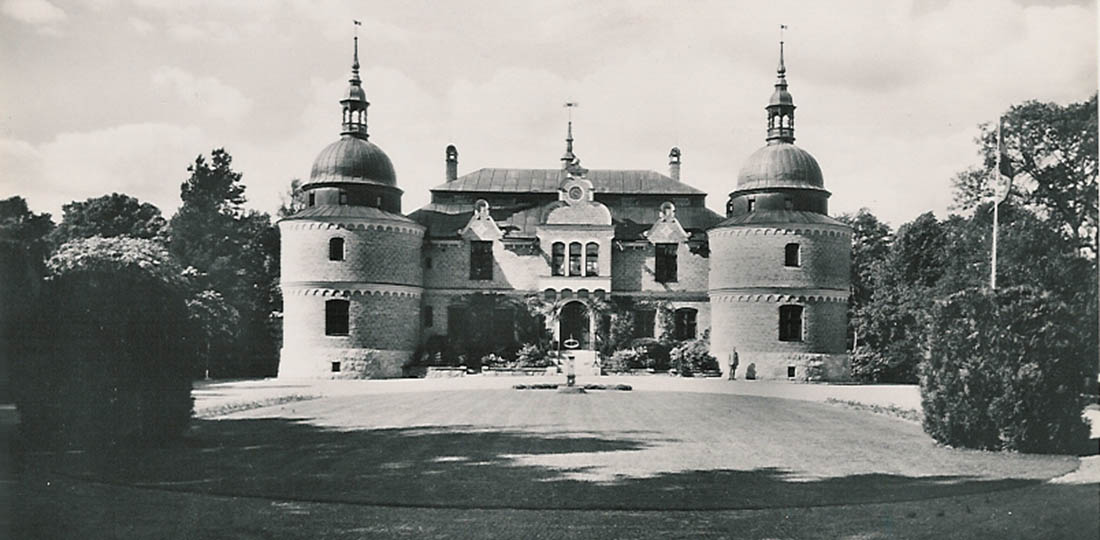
<box><xmin>445</xmin><ymin>144</ymin><xmax>458</xmax><ymax>182</ymax></box>
<box><xmin>668</xmin><ymin>147</ymin><xmax>681</xmax><ymax>181</ymax></box>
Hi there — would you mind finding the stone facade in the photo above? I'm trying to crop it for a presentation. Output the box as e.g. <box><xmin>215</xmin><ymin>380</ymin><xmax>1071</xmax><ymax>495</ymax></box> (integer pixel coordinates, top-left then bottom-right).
<box><xmin>277</xmin><ymin>38</ymin><xmax>852</xmax><ymax>381</ymax></box>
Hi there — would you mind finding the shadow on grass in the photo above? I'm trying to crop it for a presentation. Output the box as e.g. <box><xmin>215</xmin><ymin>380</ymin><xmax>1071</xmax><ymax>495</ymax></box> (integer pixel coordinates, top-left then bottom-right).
<box><xmin>16</xmin><ymin>417</ymin><xmax>1067</xmax><ymax>512</ymax></box>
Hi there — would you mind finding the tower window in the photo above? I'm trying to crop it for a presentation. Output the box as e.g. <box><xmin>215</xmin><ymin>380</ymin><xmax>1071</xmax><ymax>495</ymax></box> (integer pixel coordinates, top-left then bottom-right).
<box><xmin>470</xmin><ymin>241</ymin><xmax>493</xmax><ymax>280</ymax></box>
<box><xmin>332</xmin><ymin>361</ymin><xmax>341</xmax><ymax>373</ymax></box>
<box><xmin>785</xmin><ymin>198</ymin><xmax>794</xmax><ymax>210</ymax></box>
<box><xmin>329</xmin><ymin>237</ymin><xmax>345</xmax><ymax>261</ymax></box>
<box><xmin>747</xmin><ymin>198</ymin><xmax>755</xmax><ymax>213</ymax></box>
<box><xmin>551</xmin><ymin>242</ymin><xmax>565</xmax><ymax>276</ymax></box>
<box><xmin>325</xmin><ymin>299</ymin><xmax>350</xmax><ymax>336</ymax></box>
<box><xmin>308</xmin><ymin>193</ymin><xmax>316</xmax><ymax>207</ymax></box>
<box><xmin>338</xmin><ymin>191</ymin><xmax>348</xmax><ymax>205</ymax></box>
<box><xmin>673</xmin><ymin>308</ymin><xmax>697</xmax><ymax>340</ymax></box>
<box><xmin>779</xmin><ymin>305</ymin><xmax>803</xmax><ymax>342</ymax></box>
<box><xmin>655</xmin><ymin>243</ymin><xmax>678</xmax><ymax>283</ymax></box>
<box><xmin>785</xmin><ymin>243</ymin><xmax>801</xmax><ymax>267</ymax></box>
<box><xmin>585</xmin><ymin>242</ymin><xmax>599</xmax><ymax>277</ymax></box>
<box><xmin>568</xmin><ymin>242</ymin><xmax>582</xmax><ymax>276</ymax></box>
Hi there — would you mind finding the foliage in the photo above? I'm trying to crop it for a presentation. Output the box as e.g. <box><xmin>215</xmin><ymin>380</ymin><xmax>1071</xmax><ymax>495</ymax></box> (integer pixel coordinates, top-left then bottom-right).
<box><xmin>0</xmin><ymin>197</ymin><xmax>55</xmax><ymax>399</ymax></box>
<box><xmin>49</xmin><ymin>193</ymin><xmax>167</xmax><ymax>246</ymax></box>
<box><xmin>605</xmin><ymin>348</ymin><xmax>642</xmax><ymax>372</ymax></box>
<box><xmin>186</xmin><ymin>289</ymin><xmax>240</xmax><ymax>378</ymax></box>
<box><xmin>514</xmin><ymin>343</ymin><xmax>555</xmax><ymax>368</ymax></box>
<box><xmin>921</xmin><ymin>286</ymin><xmax>1093</xmax><ymax>454</ymax></box>
<box><xmin>277</xmin><ymin>178</ymin><xmax>306</xmax><ymax>218</ymax></box>
<box><xmin>599</xmin><ymin>297</ymin><xmax>636</xmax><ymax>356</ymax></box>
<box><xmin>669</xmin><ymin>330</ymin><xmax>718</xmax><ymax>376</ymax></box>
<box><xmin>12</xmin><ymin>236</ymin><xmax>195</xmax><ymax>449</ymax></box>
<box><xmin>952</xmin><ymin>94</ymin><xmax>1097</xmax><ymax>255</ymax></box>
<box><xmin>629</xmin><ymin>337</ymin><xmax>672</xmax><ymax>371</ymax></box>
<box><xmin>837</xmin><ymin>208</ymin><xmax>893</xmax><ymax>350</ymax></box>
<box><xmin>169</xmin><ymin>148</ymin><xmax>281</xmax><ymax>377</ymax></box>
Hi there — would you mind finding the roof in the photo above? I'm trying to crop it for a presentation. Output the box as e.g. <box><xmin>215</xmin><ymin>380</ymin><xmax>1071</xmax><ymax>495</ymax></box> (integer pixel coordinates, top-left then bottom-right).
<box><xmin>735</xmin><ymin>143</ymin><xmax>824</xmax><ymax>192</ymax></box>
<box><xmin>309</xmin><ymin>136</ymin><xmax>397</xmax><ymax>187</ymax></box>
<box><xmin>409</xmin><ymin>200</ymin><xmax>723</xmax><ymax>240</ymax></box>
<box><xmin>432</xmin><ymin>168</ymin><xmax>705</xmax><ymax>195</ymax></box>
<box><xmin>712</xmin><ymin>210</ymin><xmax>847</xmax><ymax>229</ymax></box>
<box><xmin>281</xmin><ymin>205</ymin><xmax>417</xmax><ymax>224</ymax></box>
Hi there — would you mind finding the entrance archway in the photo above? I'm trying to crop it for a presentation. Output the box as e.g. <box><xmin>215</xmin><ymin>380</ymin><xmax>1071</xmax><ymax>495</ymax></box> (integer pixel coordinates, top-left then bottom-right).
<box><xmin>559</xmin><ymin>301</ymin><xmax>591</xmax><ymax>350</ymax></box>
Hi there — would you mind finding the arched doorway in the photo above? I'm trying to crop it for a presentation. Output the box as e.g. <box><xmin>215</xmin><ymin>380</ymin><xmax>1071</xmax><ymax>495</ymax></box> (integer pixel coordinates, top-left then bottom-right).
<box><xmin>559</xmin><ymin>301</ymin><xmax>591</xmax><ymax>350</ymax></box>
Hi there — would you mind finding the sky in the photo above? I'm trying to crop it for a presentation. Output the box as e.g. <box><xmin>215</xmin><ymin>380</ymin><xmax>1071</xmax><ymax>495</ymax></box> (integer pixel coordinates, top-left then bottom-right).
<box><xmin>1</xmin><ymin>0</ymin><xmax>1096</xmax><ymax>229</ymax></box>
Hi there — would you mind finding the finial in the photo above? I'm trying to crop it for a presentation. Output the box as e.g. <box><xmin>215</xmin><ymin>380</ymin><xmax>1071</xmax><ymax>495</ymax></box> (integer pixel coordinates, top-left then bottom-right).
<box><xmin>352</xmin><ymin>20</ymin><xmax>362</xmax><ymax>73</ymax></box>
<box><xmin>562</xmin><ymin>102</ymin><xmax>579</xmax><ymax>169</ymax></box>
<box><xmin>778</xmin><ymin>24</ymin><xmax>787</xmax><ymax>75</ymax></box>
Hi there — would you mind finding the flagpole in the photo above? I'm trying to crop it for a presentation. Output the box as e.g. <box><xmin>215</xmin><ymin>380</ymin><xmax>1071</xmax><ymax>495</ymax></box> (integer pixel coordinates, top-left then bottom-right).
<box><xmin>991</xmin><ymin>119</ymin><xmax>1000</xmax><ymax>290</ymax></box>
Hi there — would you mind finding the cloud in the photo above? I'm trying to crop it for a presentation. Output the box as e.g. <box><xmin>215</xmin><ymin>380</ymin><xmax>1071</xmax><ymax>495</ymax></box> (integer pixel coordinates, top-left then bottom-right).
<box><xmin>151</xmin><ymin>67</ymin><xmax>254</xmax><ymax>122</ymax></box>
<box><xmin>127</xmin><ymin>15</ymin><xmax>152</xmax><ymax>35</ymax></box>
<box><xmin>0</xmin><ymin>124</ymin><xmax>208</xmax><ymax>218</ymax></box>
<box><xmin>1</xmin><ymin>0</ymin><xmax>64</xmax><ymax>31</ymax></box>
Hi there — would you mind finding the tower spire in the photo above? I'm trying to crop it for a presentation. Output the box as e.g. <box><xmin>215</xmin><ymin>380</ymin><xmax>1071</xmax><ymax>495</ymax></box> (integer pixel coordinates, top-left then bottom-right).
<box><xmin>341</xmin><ymin>22</ymin><xmax>369</xmax><ymax>139</ymax></box>
<box><xmin>561</xmin><ymin>102</ymin><xmax>580</xmax><ymax>170</ymax></box>
<box><xmin>766</xmin><ymin>25</ymin><xmax>796</xmax><ymax>144</ymax></box>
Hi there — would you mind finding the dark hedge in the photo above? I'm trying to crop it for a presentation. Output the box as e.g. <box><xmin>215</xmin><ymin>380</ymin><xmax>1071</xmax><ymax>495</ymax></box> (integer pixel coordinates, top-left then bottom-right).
<box><xmin>920</xmin><ymin>286</ymin><xmax>1093</xmax><ymax>454</ymax></box>
<box><xmin>13</xmin><ymin>237</ymin><xmax>195</xmax><ymax>450</ymax></box>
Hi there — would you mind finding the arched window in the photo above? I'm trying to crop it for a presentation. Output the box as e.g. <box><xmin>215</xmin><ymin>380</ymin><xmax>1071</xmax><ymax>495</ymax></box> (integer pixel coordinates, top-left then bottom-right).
<box><xmin>551</xmin><ymin>242</ymin><xmax>565</xmax><ymax>276</ymax></box>
<box><xmin>673</xmin><ymin>308</ymin><xmax>697</xmax><ymax>340</ymax></box>
<box><xmin>585</xmin><ymin>242</ymin><xmax>599</xmax><ymax>277</ymax></box>
<box><xmin>568</xmin><ymin>242</ymin><xmax>582</xmax><ymax>276</ymax></box>
<box><xmin>325</xmin><ymin>299</ymin><xmax>350</xmax><ymax>336</ymax></box>
<box><xmin>329</xmin><ymin>237</ymin><xmax>345</xmax><ymax>261</ymax></box>
<box><xmin>779</xmin><ymin>305</ymin><xmax>803</xmax><ymax>342</ymax></box>
<box><xmin>785</xmin><ymin>243</ymin><xmax>800</xmax><ymax>267</ymax></box>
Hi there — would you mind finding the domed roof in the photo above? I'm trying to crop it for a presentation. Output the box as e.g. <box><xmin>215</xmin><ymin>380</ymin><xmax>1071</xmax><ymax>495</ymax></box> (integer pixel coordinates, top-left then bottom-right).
<box><xmin>309</xmin><ymin>135</ymin><xmax>396</xmax><ymax>186</ymax></box>
<box><xmin>736</xmin><ymin>143</ymin><xmax>824</xmax><ymax>191</ymax></box>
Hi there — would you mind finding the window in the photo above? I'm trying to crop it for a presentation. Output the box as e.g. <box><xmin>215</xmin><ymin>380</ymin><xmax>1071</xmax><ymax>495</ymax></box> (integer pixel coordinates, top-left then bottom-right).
<box><xmin>747</xmin><ymin>198</ymin><xmax>755</xmax><ymax>212</ymax></box>
<box><xmin>779</xmin><ymin>305</ymin><xmax>803</xmax><ymax>342</ymax></box>
<box><xmin>332</xmin><ymin>361</ymin><xmax>341</xmax><ymax>373</ymax></box>
<box><xmin>308</xmin><ymin>193</ymin><xmax>316</xmax><ymax>207</ymax></box>
<box><xmin>551</xmin><ymin>242</ymin><xmax>565</xmax><ymax>276</ymax></box>
<box><xmin>470</xmin><ymin>241</ymin><xmax>493</xmax><ymax>280</ymax></box>
<box><xmin>785</xmin><ymin>198</ymin><xmax>794</xmax><ymax>210</ymax></box>
<box><xmin>787</xmin><ymin>365</ymin><xmax>796</xmax><ymax>378</ymax></box>
<box><xmin>785</xmin><ymin>243</ymin><xmax>800</xmax><ymax>267</ymax></box>
<box><xmin>585</xmin><ymin>242</ymin><xmax>599</xmax><ymax>276</ymax></box>
<box><xmin>655</xmin><ymin>243</ymin><xmax>678</xmax><ymax>283</ymax></box>
<box><xmin>325</xmin><ymin>299</ymin><xmax>350</xmax><ymax>336</ymax></box>
<box><xmin>338</xmin><ymin>191</ymin><xmax>348</xmax><ymax>205</ymax></box>
<box><xmin>423</xmin><ymin>306</ymin><xmax>433</xmax><ymax>327</ymax></box>
<box><xmin>673</xmin><ymin>308</ymin><xmax>697</xmax><ymax>340</ymax></box>
<box><xmin>568</xmin><ymin>242</ymin><xmax>582</xmax><ymax>276</ymax></box>
<box><xmin>329</xmin><ymin>237</ymin><xmax>345</xmax><ymax>261</ymax></box>
<box><xmin>635</xmin><ymin>310</ymin><xmax>656</xmax><ymax>338</ymax></box>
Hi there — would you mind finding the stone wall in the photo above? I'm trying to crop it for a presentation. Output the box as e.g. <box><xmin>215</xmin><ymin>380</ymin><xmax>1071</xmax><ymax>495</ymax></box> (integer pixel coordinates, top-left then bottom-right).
<box><xmin>278</xmin><ymin>347</ymin><xmax>410</xmax><ymax>379</ymax></box>
<box><xmin>422</xmin><ymin>240</ymin><xmax>543</xmax><ymax>291</ymax></box>
<box><xmin>280</xmin><ymin>219</ymin><xmax>424</xmax><ymax>286</ymax></box>
<box><xmin>611</xmin><ymin>242</ymin><xmax>709</xmax><ymax>292</ymax></box>
<box><xmin>708</xmin><ymin>225</ymin><xmax>850</xmax><ymax>291</ymax></box>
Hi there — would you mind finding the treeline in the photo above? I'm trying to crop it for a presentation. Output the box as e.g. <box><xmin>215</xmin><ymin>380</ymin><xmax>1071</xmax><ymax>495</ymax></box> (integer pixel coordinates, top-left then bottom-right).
<box><xmin>1</xmin><ymin>148</ymin><xmax>281</xmax><ymax>383</ymax></box>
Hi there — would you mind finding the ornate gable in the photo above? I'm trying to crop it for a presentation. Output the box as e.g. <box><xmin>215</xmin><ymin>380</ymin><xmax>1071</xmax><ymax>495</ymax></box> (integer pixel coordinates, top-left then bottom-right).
<box><xmin>643</xmin><ymin>202</ymin><xmax>690</xmax><ymax>244</ymax></box>
<box><xmin>460</xmin><ymin>199</ymin><xmax>503</xmax><ymax>241</ymax></box>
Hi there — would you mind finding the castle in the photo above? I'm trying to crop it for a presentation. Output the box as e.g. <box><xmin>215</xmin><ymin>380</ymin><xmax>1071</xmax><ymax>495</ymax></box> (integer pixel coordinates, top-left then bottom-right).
<box><xmin>278</xmin><ymin>37</ymin><xmax>852</xmax><ymax>381</ymax></box>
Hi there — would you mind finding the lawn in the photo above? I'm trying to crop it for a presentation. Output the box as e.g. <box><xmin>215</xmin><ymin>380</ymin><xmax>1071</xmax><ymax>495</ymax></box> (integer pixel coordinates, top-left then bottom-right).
<box><xmin>13</xmin><ymin>388</ymin><xmax>1097</xmax><ymax>539</ymax></box>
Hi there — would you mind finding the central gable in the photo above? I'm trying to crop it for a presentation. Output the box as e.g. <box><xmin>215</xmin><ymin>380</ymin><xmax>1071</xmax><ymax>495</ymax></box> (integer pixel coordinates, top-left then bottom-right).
<box><xmin>432</xmin><ymin>168</ymin><xmax>706</xmax><ymax>196</ymax></box>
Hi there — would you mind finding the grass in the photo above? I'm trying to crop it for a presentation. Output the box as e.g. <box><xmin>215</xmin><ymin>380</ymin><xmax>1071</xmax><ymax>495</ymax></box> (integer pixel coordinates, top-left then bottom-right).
<box><xmin>193</xmin><ymin>393</ymin><xmax>321</xmax><ymax>418</ymax></box>
<box><xmin>13</xmin><ymin>389</ymin><xmax>1095</xmax><ymax>538</ymax></box>
<box><xmin>825</xmin><ymin>397</ymin><xmax>924</xmax><ymax>423</ymax></box>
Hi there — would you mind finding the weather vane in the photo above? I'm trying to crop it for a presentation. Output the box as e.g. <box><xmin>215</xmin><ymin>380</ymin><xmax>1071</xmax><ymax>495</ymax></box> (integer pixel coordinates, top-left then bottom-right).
<box><xmin>353</xmin><ymin>19</ymin><xmax>361</xmax><ymax>38</ymax></box>
<box><xmin>780</xmin><ymin>23</ymin><xmax>787</xmax><ymax>42</ymax></box>
<box><xmin>564</xmin><ymin>101</ymin><xmax>579</xmax><ymax>122</ymax></box>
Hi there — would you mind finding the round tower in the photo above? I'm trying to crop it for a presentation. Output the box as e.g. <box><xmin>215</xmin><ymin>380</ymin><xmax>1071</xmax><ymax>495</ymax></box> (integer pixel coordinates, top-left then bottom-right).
<box><xmin>278</xmin><ymin>36</ymin><xmax>424</xmax><ymax>379</ymax></box>
<box><xmin>708</xmin><ymin>38</ymin><xmax>851</xmax><ymax>382</ymax></box>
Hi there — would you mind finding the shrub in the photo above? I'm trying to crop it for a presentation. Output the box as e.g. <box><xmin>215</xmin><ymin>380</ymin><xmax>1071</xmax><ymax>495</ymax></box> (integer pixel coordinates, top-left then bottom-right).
<box><xmin>629</xmin><ymin>337</ymin><xmax>671</xmax><ymax>371</ymax></box>
<box><xmin>745</xmin><ymin>363</ymin><xmax>757</xmax><ymax>380</ymax></box>
<box><xmin>515</xmin><ymin>343</ymin><xmax>554</xmax><ymax>368</ymax></box>
<box><xmin>669</xmin><ymin>333</ymin><xmax>718</xmax><ymax>376</ymax></box>
<box><xmin>13</xmin><ymin>237</ymin><xmax>196</xmax><ymax>449</ymax></box>
<box><xmin>605</xmin><ymin>348</ymin><xmax>641</xmax><ymax>372</ymax></box>
<box><xmin>921</xmin><ymin>286</ymin><xmax>1093</xmax><ymax>454</ymax></box>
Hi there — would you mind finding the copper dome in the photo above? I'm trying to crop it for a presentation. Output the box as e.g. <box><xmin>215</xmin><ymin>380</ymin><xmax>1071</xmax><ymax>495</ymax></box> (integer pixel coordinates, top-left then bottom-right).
<box><xmin>309</xmin><ymin>135</ymin><xmax>396</xmax><ymax>186</ymax></box>
<box><xmin>736</xmin><ymin>143</ymin><xmax>824</xmax><ymax>191</ymax></box>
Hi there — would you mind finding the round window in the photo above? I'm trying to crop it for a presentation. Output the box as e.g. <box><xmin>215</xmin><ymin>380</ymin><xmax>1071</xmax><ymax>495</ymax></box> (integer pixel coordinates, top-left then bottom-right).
<box><xmin>568</xmin><ymin>186</ymin><xmax>584</xmax><ymax>201</ymax></box>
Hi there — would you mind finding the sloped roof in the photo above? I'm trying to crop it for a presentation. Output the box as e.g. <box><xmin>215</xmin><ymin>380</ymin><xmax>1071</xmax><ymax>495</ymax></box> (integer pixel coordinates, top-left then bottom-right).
<box><xmin>432</xmin><ymin>168</ymin><xmax>705</xmax><ymax>195</ymax></box>
<box><xmin>410</xmin><ymin>201</ymin><xmax>723</xmax><ymax>240</ymax></box>
<box><xmin>281</xmin><ymin>205</ymin><xmax>417</xmax><ymax>224</ymax></box>
<box><xmin>713</xmin><ymin>210</ymin><xmax>847</xmax><ymax>228</ymax></box>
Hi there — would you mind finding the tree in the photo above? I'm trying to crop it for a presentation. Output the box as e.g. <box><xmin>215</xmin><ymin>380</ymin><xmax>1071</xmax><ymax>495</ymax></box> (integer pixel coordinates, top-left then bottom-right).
<box><xmin>0</xmin><ymin>197</ymin><xmax>54</xmax><ymax>401</ymax></box>
<box><xmin>50</xmin><ymin>193</ymin><xmax>167</xmax><ymax>246</ymax></box>
<box><xmin>13</xmin><ymin>236</ymin><xmax>195</xmax><ymax>449</ymax></box>
<box><xmin>953</xmin><ymin>94</ymin><xmax>1098</xmax><ymax>255</ymax></box>
<box><xmin>278</xmin><ymin>178</ymin><xmax>306</xmax><ymax>218</ymax></box>
<box><xmin>838</xmin><ymin>208</ymin><xmax>893</xmax><ymax>350</ymax></box>
<box><xmin>169</xmin><ymin>149</ymin><xmax>281</xmax><ymax>377</ymax></box>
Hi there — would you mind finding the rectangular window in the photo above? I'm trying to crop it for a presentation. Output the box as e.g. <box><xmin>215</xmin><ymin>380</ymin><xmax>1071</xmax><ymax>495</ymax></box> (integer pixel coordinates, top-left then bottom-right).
<box><xmin>674</xmin><ymin>309</ymin><xmax>697</xmax><ymax>340</ymax></box>
<box><xmin>470</xmin><ymin>241</ymin><xmax>493</xmax><ymax>280</ymax></box>
<box><xmin>308</xmin><ymin>193</ymin><xmax>316</xmax><ymax>207</ymax></box>
<box><xmin>747</xmin><ymin>198</ymin><xmax>755</xmax><ymax>212</ymax></box>
<box><xmin>785</xmin><ymin>243</ymin><xmax>801</xmax><ymax>267</ymax></box>
<box><xmin>331</xmin><ymin>361</ymin><xmax>341</xmax><ymax>373</ymax></box>
<box><xmin>551</xmin><ymin>242</ymin><xmax>565</xmax><ymax>276</ymax></box>
<box><xmin>779</xmin><ymin>305</ymin><xmax>803</xmax><ymax>342</ymax></box>
<box><xmin>338</xmin><ymin>191</ymin><xmax>348</xmax><ymax>205</ymax></box>
<box><xmin>568</xmin><ymin>242</ymin><xmax>582</xmax><ymax>276</ymax></box>
<box><xmin>424</xmin><ymin>306</ymin><xmax>434</xmax><ymax>328</ymax></box>
<box><xmin>635</xmin><ymin>310</ymin><xmax>656</xmax><ymax>338</ymax></box>
<box><xmin>585</xmin><ymin>242</ymin><xmax>599</xmax><ymax>277</ymax></box>
<box><xmin>655</xmin><ymin>243</ymin><xmax>678</xmax><ymax>283</ymax></box>
<box><xmin>329</xmin><ymin>237</ymin><xmax>345</xmax><ymax>261</ymax></box>
<box><xmin>787</xmin><ymin>365</ymin><xmax>796</xmax><ymax>378</ymax></box>
<box><xmin>325</xmin><ymin>299</ymin><xmax>350</xmax><ymax>336</ymax></box>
